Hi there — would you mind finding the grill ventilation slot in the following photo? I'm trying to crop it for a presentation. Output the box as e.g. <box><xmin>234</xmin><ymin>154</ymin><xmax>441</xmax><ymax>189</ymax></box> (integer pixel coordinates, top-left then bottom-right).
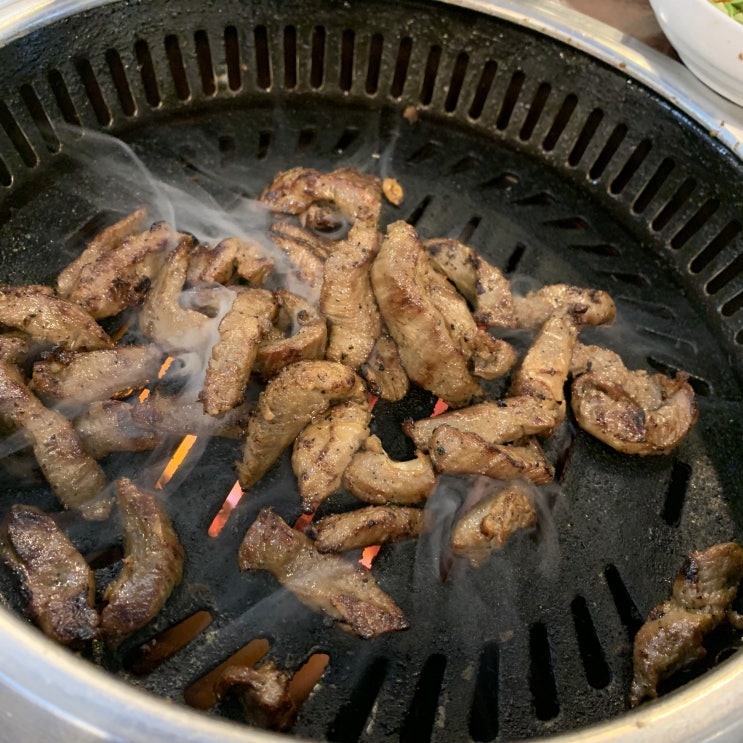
<box><xmin>520</xmin><ymin>82</ymin><xmax>551</xmax><ymax>141</ymax></box>
<box><xmin>366</xmin><ymin>32</ymin><xmax>384</xmax><ymax>94</ymax></box>
<box><xmin>0</xmin><ymin>101</ymin><xmax>38</xmax><ymax>167</ymax></box>
<box><xmin>19</xmin><ymin>84</ymin><xmax>59</xmax><ymax>153</ymax></box>
<box><xmin>469</xmin><ymin>641</ymin><xmax>499</xmax><ymax>742</ymax></box>
<box><xmin>444</xmin><ymin>52</ymin><xmax>469</xmax><ymax>112</ymax></box>
<box><xmin>496</xmin><ymin>70</ymin><xmax>525</xmax><ymax>130</ymax></box>
<box><xmin>194</xmin><ymin>30</ymin><xmax>216</xmax><ymax>96</ymax></box>
<box><xmin>135</xmin><ymin>40</ymin><xmax>162</xmax><ymax>108</ymax></box>
<box><xmin>661</xmin><ymin>459</ymin><xmax>692</xmax><ymax>526</ymax></box>
<box><xmin>571</xmin><ymin>596</ymin><xmax>612</xmax><ymax>689</ymax></box>
<box><xmin>284</xmin><ymin>26</ymin><xmax>298</xmax><ymax>90</ymax></box>
<box><xmin>105</xmin><ymin>49</ymin><xmax>137</xmax><ymax>116</ymax></box>
<box><xmin>310</xmin><ymin>26</ymin><xmax>326</xmax><ymax>89</ymax></box>
<box><xmin>75</xmin><ymin>58</ymin><xmax>112</xmax><ymax>125</ymax></box>
<box><xmin>604</xmin><ymin>564</ymin><xmax>644</xmax><ymax>639</ymax></box>
<box><xmin>164</xmin><ymin>35</ymin><xmax>190</xmax><ymax>101</ymax></box>
<box><xmin>529</xmin><ymin>621</ymin><xmax>559</xmax><ymax>721</ymax></box>
<box><xmin>224</xmin><ymin>25</ymin><xmax>241</xmax><ymax>91</ymax></box>
<box><xmin>543</xmin><ymin>93</ymin><xmax>577</xmax><ymax>151</ymax></box>
<box><xmin>568</xmin><ymin>108</ymin><xmax>603</xmax><ymax>166</ymax></box>
<box><xmin>400</xmin><ymin>653</ymin><xmax>447</xmax><ymax>743</ymax></box>
<box><xmin>468</xmin><ymin>60</ymin><xmax>497</xmax><ymax>120</ymax></box>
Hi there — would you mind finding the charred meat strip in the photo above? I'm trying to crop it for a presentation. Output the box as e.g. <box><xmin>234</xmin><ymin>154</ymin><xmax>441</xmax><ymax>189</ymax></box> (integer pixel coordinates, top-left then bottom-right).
<box><xmin>238</xmin><ymin>361</ymin><xmax>366</xmax><ymax>491</ymax></box>
<box><xmin>312</xmin><ymin>505</ymin><xmax>424</xmax><ymax>553</ymax></box>
<box><xmin>188</xmin><ymin>236</ymin><xmax>274</xmax><ymax>286</ymax></box>
<box><xmin>0</xmin><ymin>361</ymin><xmax>107</xmax><ymax>513</ymax></box>
<box><xmin>514</xmin><ymin>283</ymin><xmax>616</xmax><ymax>329</ymax></box>
<box><xmin>100</xmin><ymin>478</ymin><xmax>184</xmax><ymax>647</ymax></box>
<box><xmin>359</xmin><ymin>332</ymin><xmax>410</xmax><ymax>402</ymax></box>
<box><xmin>424</xmin><ymin>237</ymin><xmax>516</xmax><ymax>328</ymax></box>
<box><xmin>630</xmin><ymin>542</ymin><xmax>743</xmax><ymax>706</ymax></box>
<box><xmin>201</xmin><ymin>288</ymin><xmax>277</xmax><ymax>416</ymax></box>
<box><xmin>292</xmin><ymin>399</ymin><xmax>371</xmax><ymax>512</ymax></box>
<box><xmin>429</xmin><ymin>426</ymin><xmax>554</xmax><ymax>485</ymax></box>
<box><xmin>74</xmin><ymin>401</ymin><xmax>160</xmax><ymax>459</ymax></box>
<box><xmin>451</xmin><ymin>482</ymin><xmax>537</xmax><ymax>565</ymax></box>
<box><xmin>0</xmin><ymin>504</ymin><xmax>99</xmax><ymax>645</ymax></box>
<box><xmin>31</xmin><ymin>344</ymin><xmax>163</xmax><ymax>406</ymax></box>
<box><xmin>0</xmin><ymin>285</ymin><xmax>112</xmax><ymax>351</ymax></box>
<box><xmin>571</xmin><ymin>343</ymin><xmax>698</xmax><ymax>455</ymax></box>
<box><xmin>268</xmin><ymin>222</ymin><xmax>325</xmax><ymax>302</ymax></box>
<box><xmin>343</xmin><ymin>435</ymin><xmax>437</xmax><ymax>506</ymax></box>
<box><xmin>239</xmin><ymin>508</ymin><xmax>408</xmax><ymax>639</ymax></box>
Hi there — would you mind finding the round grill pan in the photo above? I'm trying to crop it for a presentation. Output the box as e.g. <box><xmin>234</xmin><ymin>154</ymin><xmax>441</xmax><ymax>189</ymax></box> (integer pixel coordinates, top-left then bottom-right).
<box><xmin>0</xmin><ymin>1</ymin><xmax>742</xmax><ymax>742</ymax></box>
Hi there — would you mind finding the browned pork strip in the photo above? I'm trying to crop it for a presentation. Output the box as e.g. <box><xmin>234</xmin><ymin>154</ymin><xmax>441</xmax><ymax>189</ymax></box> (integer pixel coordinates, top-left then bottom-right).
<box><xmin>428</xmin><ymin>426</ymin><xmax>554</xmax><ymax>485</ymax></box>
<box><xmin>188</xmin><ymin>236</ymin><xmax>274</xmax><ymax>285</ymax></box>
<box><xmin>630</xmin><ymin>543</ymin><xmax>743</xmax><ymax>706</ymax></box>
<box><xmin>268</xmin><ymin>222</ymin><xmax>325</xmax><ymax>301</ymax></box>
<box><xmin>201</xmin><ymin>289</ymin><xmax>277</xmax><ymax>416</ymax></box>
<box><xmin>359</xmin><ymin>332</ymin><xmax>410</xmax><ymax>402</ymax></box>
<box><xmin>0</xmin><ymin>285</ymin><xmax>112</xmax><ymax>351</ymax></box>
<box><xmin>571</xmin><ymin>343</ymin><xmax>698</xmax><ymax>456</ymax></box>
<box><xmin>100</xmin><ymin>478</ymin><xmax>184</xmax><ymax>647</ymax></box>
<box><xmin>0</xmin><ymin>361</ymin><xmax>107</xmax><ymax>513</ymax></box>
<box><xmin>292</xmin><ymin>399</ymin><xmax>371</xmax><ymax>512</ymax></box>
<box><xmin>0</xmin><ymin>332</ymin><xmax>34</xmax><ymax>365</ymax></box>
<box><xmin>0</xmin><ymin>504</ymin><xmax>99</xmax><ymax>645</ymax></box>
<box><xmin>239</xmin><ymin>508</ymin><xmax>408</xmax><ymax>639</ymax></box>
<box><xmin>238</xmin><ymin>361</ymin><xmax>366</xmax><ymax>491</ymax></box>
<box><xmin>342</xmin><ymin>435</ymin><xmax>437</xmax><ymax>505</ymax></box>
<box><xmin>514</xmin><ymin>283</ymin><xmax>616</xmax><ymax>329</ymax></box>
<box><xmin>313</xmin><ymin>505</ymin><xmax>424</xmax><ymax>553</ymax></box>
<box><xmin>74</xmin><ymin>401</ymin><xmax>160</xmax><ymax>459</ymax></box>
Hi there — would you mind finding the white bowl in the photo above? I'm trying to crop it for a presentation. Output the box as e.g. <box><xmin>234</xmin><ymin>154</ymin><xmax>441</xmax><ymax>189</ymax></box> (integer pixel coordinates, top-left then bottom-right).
<box><xmin>650</xmin><ymin>0</ymin><xmax>743</xmax><ymax>105</ymax></box>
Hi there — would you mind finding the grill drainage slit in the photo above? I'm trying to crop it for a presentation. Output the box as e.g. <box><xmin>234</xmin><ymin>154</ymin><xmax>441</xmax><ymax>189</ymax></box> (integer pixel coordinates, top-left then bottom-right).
<box><xmin>407</xmin><ymin>195</ymin><xmax>433</xmax><ymax>226</ymax></box>
<box><xmin>722</xmin><ymin>290</ymin><xmax>743</xmax><ymax>318</ymax></box>
<box><xmin>390</xmin><ymin>37</ymin><xmax>413</xmax><ymax>98</ymax></box>
<box><xmin>706</xmin><ymin>252</ymin><xmax>743</xmax><ymax>296</ymax></box>
<box><xmin>296</xmin><ymin>127</ymin><xmax>316</xmax><ymax>152</ymax></box>
<box><xmin>444</xmin><ymin>51</ymin><xmax>469</xmax><ymax>113</ymax></box>
<box><xmin>420</xmin><ymin>45</ymin><xmax>442</xmax><ymax>106</ymax></box>
<box><xmin>284</xmin><ymin>25</ymin><xmax>298</xmax><ymax>90</ymax></box>
<box><xmin>468</xmin><ymin>60</ymin><xmax>497</xmax><ymax>120</ymax></box>
<box><xmin>310</xmin><ymin>26</ymin><xmax>326</xmax><ymax>89</ymax></box>
<box><xmin>515</xmin><ymin>192</ymin><xmax>555</xmax><ymax>206</ymax></box>
<box><xmin>257</xmin><ymin>130</ymin><xmax>272</xmax><ymax>159</ymax></box>
<box><xmin>543</xmin><ymin>93</ymin><xmax>577</xmax><ymax>151</ymax></box>
<box><xmin>218</xmin><ymin>134</ymin><xmax>235</xmax><ymax>165</ymax></box>
<box><xmin>47</xmin><ymin>68</ymin><xmax>81</xmax><ymax>126</ymax></box>
<box><xmin>164</xmin><ymin>35</ymin><xmax>190</xmax><ymax>101</ymax></box>
<box><xmin>568</xmin><ymin>108</ymin><xmax>603</xmax><ymax>166</ymax></box>
<box><xmin>610</xmin><ymin>139</ymin><xmax>652</xmax><ymax>194</ymax></box>
<box><xmin>604</xmin><ymin>563</ymin><xmax>644</xmax><ymax>640</ymax></box>
<box><xmin>365</xmin><ymin>33</ymin><xmax>384</xmax><ymax>94</ymax></box>
<box><xmin>690</xmin><ymin>220</ymin><xmax>742</xmax><ymax>274</ymax></box>
<box><xmin>671</xmin><ymin>199</ymin><xmax>720</xmax><ymax>250</ymax></box>
<box><xmin>448</xmin><ymin>155</ymin><xmax>480</xmax><ymax>174</ymax></box>
<box><xmin>326</xmin><ymin>656</ymin><xmax>388</xmax><ymax>743</ymax></box>
<box><xmin>633</xmin><ymin>157</ymin><xmax>675</xmax><ymax>214</ymax></box>
<box><xmin>134</xmin><ymin>40</ymin><xmax>161</xmax><ymax>108</ymax></box>
<box><xmin>571</xmin><ymin>595</ymin><xmax>611</xmax><ymax>689</ymax></box>
<box><xmin>520</xmin><ymin>82</ymin><xmax>551</xmax><ymax>141</ymax></box>
<box><xmin>333</xmin><ymin>127</ymin><xmax>359</xmax><ymax>154</ymax></box>
<box><xmin>399</xmin><ymin>653</ymin><xmax>447</xmax><ymax>743</ymax></box>
<box><xmin>224</xmin><ymin>25</ymin><xmax>241</xmax><ymax>91</ymax></box>
<box><xmin>496</xmin><ymin>70</ymin><xmax>525</xmax><ymax>130</ymax></box>
<box><xmin>407</xmin><ymin>141</ymin><xmax>440</xmax><ymax>164</ymax></box>
<box><xmin>74</xmin><ymin>58</ymin><xmax>112</xmax><ymax>125</ymax></box>
<box><xmin>529</xmin><ymin>621</ymin><xmax>560</xmax><ymax>721</ymax></box>
<box><xmin>589</xmin><ymin>123</ymin><xmax>627</xmax><ymax>180</ymax></box>
<box><xmin>340</xmin><ymin>30</ymin><xmax>355</xmax><ymax>92</ymax></box>
<box><xmin>505</xmin><ymin>242</ymin><xmax>526</xmax><ymax>273</ymax></box>
<box><xmin>458</xmin><ymin>214</ymin><xmax>481</xmax><ymax>243</ymax></box>
<box><xmin>105</xmin><ymin>49</ymin><xmax>137</xmax><ymax>116</ymax></box>
<box><xmin>19</xmin><ymin>84</ymin><xmax>59</xmax><ymax>153</ymax></box>
<box><xmin>646</xmin><ymin>356</ymin><xmax>711</xmax><ymax>396</ymax></box>
<box><xmin>0</xmin><ymin>100</ymin><xmax>38</xmax><ymax>167</ymax></box>
<box><xmin>194</xmin><ymin>30</ymin><xmax>216</xmax><ymax>96</ymax></box>
<box><xmin>661</xmin><ymin>459</ymin><xmax>692</xmax><ymax>527</ymax></box>
<box><xmin>479</xmin><ymin>171</ymin><xmax>519</xmax><ymax>190</ymax></box>
<box><xmin>652</xmin><ymin>177</ymin><xmax>697</xmax><ymax>232</ymax></box>
<box><xmin>254</xmin><ymin>26</ymin><xmax>271</xmax><ymax>90</ymax></box>
<box><xmin>568</xmin><ymin>242</ymin><xmax>620</xmax><ymax>257</ymax></box>
<box><xmin>469</xmin><ymin>641</ymin><xmax>499</xmax><ymax>742</ymax></box>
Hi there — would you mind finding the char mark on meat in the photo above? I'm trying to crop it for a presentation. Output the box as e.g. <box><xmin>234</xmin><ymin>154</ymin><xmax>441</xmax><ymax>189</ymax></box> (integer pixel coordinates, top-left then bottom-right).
<box><xmin>188</xmin><ymin>236</ymin><xmax>274</xmax><ymax>286</ymax></box>
<box><xmin>514</xmin><ymin>283</ymin><xmax>616</xmax><ymax>329</ymax></box>
<box><xmin>359</xmin><ymin>332</ymin><xmax>410</xmax><ymax>402</ymax></box>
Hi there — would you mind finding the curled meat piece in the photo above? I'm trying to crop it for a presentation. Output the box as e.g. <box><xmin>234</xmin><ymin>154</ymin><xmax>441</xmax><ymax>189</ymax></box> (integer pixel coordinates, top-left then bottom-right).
<box><xmin>0</xmin><ymin>504</ymin><xmax>99</xmax><ymax>645</ymax></box>
<box><xmin>424</xmin><ymin>237</ymin><xmax>516</xmax><ymax>328</ymax></box>
<box><xmin>100</xmin><ymin>478</ymin><xmax>184</xmax><ymax>647</ymax></box>
<box><xmin>514</xmin><ymin>283</ymin><xmax>616</xmax><ymax>329</ymax></box>
<box><xmin>0</xmin><ymin>285</ymin><xmax>112</xmax><ymax>351</ymax></box>
<box><xmin>63</xmin><ymin>216</ymin><xmax>181</xmax><ymax>320</ymax></box>
<box><xmin>74</xmin><ymin>401</ymin><xmax>160</xmax><ymax>459</ymax></box>
<box><xmin>404</xmin><ymin>396</ymin><xmax>562</xmax><ymax>451</ymax></box>
<box><xmin>215</xmin><ymin>661</ymin><xmax>298</xmax><ymax>732</ymax></box>
<box><xmin>359</xmin><ymin>332</ymin><xmax>410</xmax><ymax>402</ymax></box>
<box><xmin>188</xmin><ymin>236</ymin><xmax>274</xmax><ymax>286</ymax></box>
<box><xmin>0</xmin><ymin>332</ymin><xmax>34</xmax><ymax>365</ymax></box>
<box><xmin>292</xmin><ymin>399</ymin><xmax>371</xmax><ymax>512</ymax></box>
<box><xmin>343</xmin><ymin>435</ymin><xmax>437</xmax><ymax>505</ymax></box>
<box><xmin>0</xmin><ymin>361</ymin><xmax>107</xmax><ymax>513</ymax></box>
<box><xmin>31</xmin><ymin>344</ymin><xmax>163</xmax><ymax>406</ymax></box>
<box><xmin>371</xmin><ymin>221</ymin><xmax>482</xmax><ymax>407</ymax></box>
<box><xmin>239</xmin><ymin>508</ymin><xmax>408</xmax><ymax>639</ymax></box>
<box><xmin>630</xmin><ymin>542</ymin><xmax>743</xmax><ymax>706</ymax></box>
<box><xmin>201</xmin><ymin>288</ymin><xmax>277</xmax><ymax>416</ymax></box>
<box><xmin>268</xmin><ymin>222</ymin><xmax>325</xmax><ymax>302</ymax></box>
<box><xmin>429</xmin><ymin>426</ymin><xmax>554</xmax><ymax>485</ymax></box>
<box><xmin>570</xmin><ymin>343</ymin><xmax>698</xmax><ymax>455</ymax></box>
<box><xmin>238</xmin><ymin>361</ymin><xmax>366</xmax><ymax>491</ymax></box>
<box><xmin>312</xmin><ymin>505</ymin><xmax>424</xmax><ymax>553</ymax></box>
<box><xmin>255</xmin><ymin>290</ymin><xmax>327</xmax><ymax>380</ymax></box>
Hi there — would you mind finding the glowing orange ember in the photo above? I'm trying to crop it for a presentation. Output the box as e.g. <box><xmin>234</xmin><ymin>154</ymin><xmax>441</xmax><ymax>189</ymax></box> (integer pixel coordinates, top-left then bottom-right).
<box><xmin>138</xmin><ymin>356</ymin><xmax>175</xmax><ymax>403</ymax></box>
<box><xmin>359</xmin><ymin>545</ymin><xmax>381</xmax><ymax>569</ymax></box>
<box><xmin>294</xmin><ymin>511</ymin><xmax>315</xmax><ymax>532</ymax></box>
<box><xmin>367</xmin><ymin>392</ymin><xmax>379</xmax><ymax>411</ymax></box>
<box><xmin>208</xmin><ymin>480</ymin><xmax>244</xmax><ymax>537</ymax></box>
<box><xmin>155</xmin><ymin>434</ymin><xmax>198</xmax><ymax>489</ymax></box>
<box><xmin>431</xmin><ymin>398</ymin><xmax>449</xmax><ymax>416</ymax></box>
<box><xmin>111</xmin><ymin>322</ymin><xmax>131</xmax><ymax>343</ymax></box>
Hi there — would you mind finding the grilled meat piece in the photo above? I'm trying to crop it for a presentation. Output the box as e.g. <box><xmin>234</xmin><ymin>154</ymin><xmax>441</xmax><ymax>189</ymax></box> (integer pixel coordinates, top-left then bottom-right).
<box><xmin>100</xmin><ymin>478</ymin><xmax>184</xmax><ymax>647</ymax></box>
<box><xmin>404</xmin><ymin>396</ymin><xmax>562</xmax><ymax>451</ymax></box>
<box><xmin>292</xmin><ymin>399</ymin><xmax>371</xmax><ymax>512</ymax></box>
<box><xmin>255</xmin><ymin>290</ymin><xmax>328</xmax><ymax>380</ymax></box>
<box><xmin>424</xmin><ymin>237</ymin><xmax>516</xmax><ymax>328</ymax></box>
<box><xmin>31</xmin><ymin>344</ymin><xmax>163</xmax><ymax>407</ymax></box>
<box><xmin>343</xmin><ymin>435</ymin><xmax>437</xmax><ymax>505</ymax></box>
<box><xmin>429</xmin><ymin>426</ymin><xmax>554</xmax><ymax>485</ymax></box>
<box><xmin>0</xmin><ymin>361</ymin><xmax>108</xmax><ymax>513</ymax></box>
<box><xmin>359</xmin><ymin>332</ymin><xmax>410</xmax><ymax>402</ymax></box>
<box><xmin>313</xmin><ymin>505</ymin><xmax>424</xmax><ymax>553</ymax></box>
<box><xmin>0</xmin><ymin>285</ymin><xmax>112</xmax><ymax>351</ymax></box>
<box><xmin>188</xmin><ymin>236</ymin><xmax>274</xmax><ymax>285</ymax></box>
<box><xmin>0</xmin><ymin>332</ymin><xmax>34</xmax><ymax>365</ymax></box>
<box><xmin>268</xmin><ymin>222</ymin><xmax>325</xmax><ymax>302</ymax></box>
<box><xmin>570</xmin><ymin>343</ymin><xmax>698</xmax><ymax>455</ymax></box>
<box><xmin>201</xmin><ymin>288</ymin><xmax>277</xmax><ymax>416</ymax></box>
<box><xmin>630</xmin><ymin>543</ymin><xmax>743</xmax><ymax>706</ymax></box>
<box><xmin>65</xmin><ymin>219</ymin><xmax>181</xmax><ymax>319</ymax></box>
<box><xmin>74</xmin><ymin>401</ymin><xmax>160</xmax><ymax>459</ymax></box>
<box><xmin>0</xmin><ymin>504</ymin><xmax>99</xmax><ymax>645</ymax></box>
<box><xmin>514</xmin><ymin>283</ymin><xmax>616</xmax><ymax>329</ymax></box>
<box><xmin>450</xmin><ymin>482</ymin><xmax>537</xmax><ymax>565</ymax></box>
<box><xmin>239</xmin><ymin>508</ymin><xmax>408</xmax><ymax>639</ymax></box>
<box><xmin>238</xmin><ymin>361</ymin><xmax>366</xmax><ymax>491</ymax></box>
<box><xmin>371</xmin><ymin>221</ymin><xmax>482</xmax><ymax>407</ymax></box>
<box><xmin>215</xmin><ymin>661</ymin><xmax>298</xmax><ymax>732</ymax></box>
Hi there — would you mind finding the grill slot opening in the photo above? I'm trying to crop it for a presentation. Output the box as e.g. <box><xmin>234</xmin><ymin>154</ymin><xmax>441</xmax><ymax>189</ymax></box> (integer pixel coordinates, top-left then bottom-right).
<box><xmin>0</xmin><ymin>101</ymin><xmax>37</xmax><ymax>168</ymax></box>
<box><xmin>568</xmin><ymin>242</ymin><xmax>620</xmax><ymax>257</ymax></box>
<box><xmin>47</xmin><ymin>68</ymin><xmax>81</xmax><ymax>126</ymax></box>
<box><xmin>399</xmin><ymin>653</ymin><xmax>447</xmax><ymax>743</ymax></box>
<box><xmin>543</xmin><ymin>93</ymin><xmax>578</xmax><ymax>151</ymax></box>
<box><xmin>568</xmin><ymin>108</ymin><xmax>603</xmax><ymax>166</ymax></box>
<box><xmin>19</xmin><ymin>84</ymin><xmax>59</xmax><ymax>153</ymax></box>
<box><xmin>420</xmin><ymin>45</ymin><xmax>442</xmax><ymax>106</ymax></box>
<box><xmin>671</xmin><ymin>199</ymin><xmax>720</xmax><ymax>250</ymax></box>
<box><xmin>469</xmin><ymin>641</ymin><xmax>500</xmax><ymax>742</ymax></box>
<box><xmin>589</xmin><ymin>123</ymin><xmax>628</xmax><ymax>180</ymax></box>
<box><xmin>706</xmin><ymin>253</ymin><xmax>743</xmax><ymax>296</ymax></box>
<box><xmin>604</xmin><ymin>564</ymin><xmax>644</xmax><ymax>640</ymax></box>
<box><xmin>284</xmin><ymin>25</ymin><xmax>298</xmax><ymax>90</ymax></box>
<box><xmin>722</xmin><ymin>291</ymin><xmax>743</xmax><ymax>318</ymax></box>
<box><xmin>390</xmin><ymin>36</ymin><xmax>413</xmax><ymax>98</ymax></box>
<box><xmin>105</xmin><ymin>49</ymin><xmax>137</xmax><ymax>116</ymax></box>
<box><xmin>254</xmin><ymin>25</ymin><xmax>271</xmax><ymax>90</ymax></box>
<box><xmin>194</xmin><ymin>30</ymin><xmax>216</xmax><ymax>96</ymax></box>
<box><xmin>610</xmin><ymin>139</ymin><xmax>652</xmax><ymax>194</ymax></box>
<box><xmin>289</xmin><ymin>653</ymin><xmax>331</xmax><ymax>709</ymax></box>
<box><xmin>218</xmin><ymin>134</ymin><xmax>235</xmax><ymax>165</ymax></box>
<box><xmin>571</xmin><ymin>595</ymin><xmax>612</xmax><ymax>689</ymax></box>
<box><xmin>340</xmin><ymin>30</ymin><xmax>355</xmax><ymax>92</ymax></box>
<box><xmin>505</xmin><ymin>241</ymin><xmax>526</xmax><ymax>273</ymax></box>
<box><xmin>519</xmin><ymin>82</ymin><xmax>551</xmax><ymax>141</ymax></box>
<box><xmin>651</xmin><ymin>177</ymin><xmax>697</xmax><ymax>232</ymax></box>
<box><xmin>468</xmin><ymin>59</ymin><xmax>497</xmax><ymax>120</ymax></box>
<box><xmin>365</xmin><ymin>32</ymin><xmax>384</xmax><ymax>94</ymax></box>
<box><xmin>333</xmin><ymin>127</ymin><xmax>360</xmax><ymax>154</ymax></box>
<box><xmin>444</xmin><ymin>51</ymin><xmax>469</xmax><ymax>113</ymax></box>
<box><xmin>406</xmin><ymin>194</ymin><xmax>433</xmax><ymax>226</ymax></box>
<box><xmin>690</xmin><ymin>220</ymin><xmax>742</xmax><ymax>274</ymax></box>
<box><xmin>661</xmin><ymin>459</ymin><xmax>692</xmax><ymax>527</ymax></box>
<box><xmin>529</xmin><ymin>621</ymin><xmax>560</xmax><ymax>721</ymax></box>
<box><xmin>310</xmin><ymin>25</ymin><xmax>326</xmax><ymax>89</ymax></box>
<box><xmin>296</xmin><ymin>126</ymin><xmax>317</xmax><ymax>152</ymax></box>
<box><xmin>458</xmin><ymin>214</ymin><xmax>481</xmax><ymax>242</ymax></box>
<box><xmin>164</xmin><ymin>35</ymin><xmax>190</xmax><ymax>101</ymax></box>
<box><xmin>74</xmin><ymin>58</ymin><xmax>112</xmax><ymax>125</ymax></box>
<box><xmin>134</xmin><ymin>40</ymin><xmax>162</xmax><ymax>108</ymax></box>
<box><xmin>479</xmin><ymin>171</ymin><xmax>519</xmax><ymax>190</ymax></box>
<box><xmin>448</xmin><ymin>154</ymin><xmax>480</xmax><ymax>174</ymax></box>
<box><xmin>633</xmin><ymin>156</ymin><xmax>675</xmax><ymax>214</ymax></box>
<box><xmin>515</xmin><ymin>191</ymin><xmax>555</xmax><ymax>206</ymax></box>
<box><xmin>646</xmin><ymin>356</ymin><xmax>711</xmax><ymax>396</ymax></box>
<box><xmin>496</xmin><ymin>70</ymin><xmax>525</xmax><ymax>130</ymax></box>
<box><xmin>407</xmin><ymin>141</ymin><xmax>440</xmax><ymax>164</ymax></box>
<box><xmin>257</xmin><ymin>129</ymin><xmax>272</xmax><ymax>159</ymax></box>
<box><xmin>224</xmin><ymin>25</ymin><xmax>241</xmax><ymax>91</ymax></box>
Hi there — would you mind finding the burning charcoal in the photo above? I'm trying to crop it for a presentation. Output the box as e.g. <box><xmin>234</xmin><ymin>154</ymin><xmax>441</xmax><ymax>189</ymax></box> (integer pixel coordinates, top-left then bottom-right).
<box><xmin>0</xmin><ymin>360</ymin><xmax>108</xmax><ymax>515</ymax></box>
<box><xmin>237</xmin><ymin>360</ymin><xmax>366</xmax><ymax>491</ymax></box>
<box><xmin>200</xmin><ymin>288</ymin><xmax>277</xmax><ymax>416</ymax></box>
<box><xmin>571</xmin><ymin>343</ymin><xmax>698</xmax><ymax>456</ymax></box>
<box><xmin>424</xmin><ymin>237</ymin><xmax>517</xmax><ymax>328</ymax></box>
<box><xmin>239</xmin><ymin>509</ymin><xmax>408</xmax><ymax>639</ymax></box>
<box><xmin>450</xmin><ymin>481</ymin><xmax>537</xmax><ymax>565</ymax></box>
<box><xmin>371</xmin><ymin>221</ymin><xmax>483</xmax><ymax>408</ymax></box>
<box><xmin>100</xmin><ymin>478</ymin><xmax>184</xmax><ymax>647</ymax></box>
<box><xmin>74</xmin><ymin>400</ymin><xmax>160</xmax><ymax>459</ymax></box>
<box><xmin>31</xmin><ymin>344</ymin><xmax>164</xmax><ymax>407</ymax></box>
<box><xmin>292</xmin><ymin>399</ymin><xmax>371</xmax><ymax>513</ymax></box>
<box><xmin>429</xmin><ymin>426</ymin><xmax>554</xmax><ymax>485</ymax></box>
<box><xmin>312</xmin><ymin>505</ymin><xmax>424</xmax><ymax>553</ymax></box>
<box><xmin>359</xmin><ymin>332</ymin><xmax>409</xmax><ymax>402</ymax></box>
<box><xmin>188</xmin><ymin>236</ymin><xmax>274</xmax><ymax>285</ymax></box>
<box><xmin>0</xmin><ymin>285</ymin><xmax>112</xmax><ymax>351</ymax></box>
<box><xmin>630</xmin><ymin>542</ymin><xmax>743</xmax><ymax>706</ymax></box>
<box><xmin>0</xmin><ymin>504</ymin><xmax>99</xmax><ymax>645</ymax></box>
<box><xmin>215</xmin><ymin>661</ymin><xmax>298</xmax><ymax>732</ymax></box>
<box><xmin>342</xmin><ymin>435</ymin><xmax>436</xmax><ymax>506</ymax></box>
<box><xmin>513</xmin><ymin>283</ymin><xmax>616</xmax><ymax>329</ymax></box>
<box><xmin>404</xmin><ymin>395</ymin><xmax>562</xmax><ymax>452</ymax></box>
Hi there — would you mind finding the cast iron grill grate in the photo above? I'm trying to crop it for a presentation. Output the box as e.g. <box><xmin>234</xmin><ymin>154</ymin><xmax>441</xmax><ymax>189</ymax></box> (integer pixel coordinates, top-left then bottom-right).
<box><xmin>0</xmin><ymin>0</ymin><xmax>741</xmax><ymax>741</ymax></box>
